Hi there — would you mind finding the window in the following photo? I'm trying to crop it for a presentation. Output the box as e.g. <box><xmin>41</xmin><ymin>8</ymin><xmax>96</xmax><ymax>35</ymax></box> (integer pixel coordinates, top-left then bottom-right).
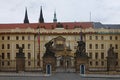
<box><xmin>28</xmin><ymin>61</ymin><xmax>31</xmax><ymax>66</ymax></box>
<box><xmin>7</xmin><ymin>53</ymin><xmax>10</xmax><ymax>59</ymax></box>
<box><xmin>101</xmin><ymin>36</ymin><xmax>104</xmax><ymax>40</ymax></box>
<box><xmin>95</xmin><ymin>44</ymin><xmax>98</xmax><ymax>49</ymax></box>
<box><xmin>89</xmin><ymin>44</ymin><xmax>92</xmax><ymax>49</ymax></box>
<box><xmin>116</xmin><ymin>53</ymin><xmax>118</xmax><ymax>59</ymax></box>
<box><xmin>110</xmin><ymin>44</ymin><xmax>112</xmax><ymax>48</ymax></box>
<box><xmin>28</xmin><ymin>44</ymin><xmax>30</xmax><ymax>49</ymax></box>
<box><xmin>37</xmin><ymin>61</ymin><xmax>40</xmax><ymax>66</ymax></box>
<box><xmin>89</xmin><ymin>36</ymin><xmax>92</xmax><ymax>40</ymax></box>
<box><xmin>7</xmin><ymin>61</ymin><xmax>10</xmax><ymax>66</ymax></box>
<box><xmin>28</xmin><ymin>53</ymin><xmax>31</xmax><ymax>59</ymax></box>
<box><xmin>101</xmin><ymin>44</ymin><xmax>104</xmax><ymax>49</ymax></box>
<box><xmin>96</xmin><ymin>61</ymin><xmax>98</xmax><ymax>66</ymax></box>
<box><xmin>95</xmin><ymin>36</ymin><xmax>98</xmax><ymax>40</ymax></box>
<box><xmin>2</xmin><ymin>36</ymin><xmax>4</xmax><ymax>40</ymax></box>
<box><xmin>101</xmin><ymin>61</ymin><xmax>104</xmax><ymax>66</ymax></box>
<box><xmin>22</xmin><ymin>44</ymin><xmax>24</xmax><ymax>48</ymax></box>
<box><xmin>110</xmin><ymin>36</ymin><xmax>112</xmax><ymax>40</ymax></box>
<box><xmin>2</xmin><ymin>53</ymin><xmax>4</xmax><ymax>59</ymax></box>
<box><xmin>115</xmin><ymin>44</ymin><xmax>118</xmax><ymax>49</ymax></box>
<box><xmin>2</xmin><ymin>44</ymin><xmax>4</xmax><ymax>49</ymax></box>
<box><xmin>89</xmin><ymin>61</ymin><xmax>92</xmax><ymax>66</ymax></box>
<box><xmin>101</xmin><ymin>52</ymin><xmax>104</xmax><ymax>59</ymax></box>
<box><xmin>28</xmin><ymin>36</ymin><xmax>30</xmax><ymax>40</ymax></box>
<box><xmin>115</xmin><ymin>36</ymin><xmax>118</xmax><ymax>40</ymax></box>
<box><xmin>16</xmin><ymin>44</ymin><xmax>19</xmax><ymax>49</ymax></box>
<box><xmin>89</xmin><ymin>52</ymin><xmax>92</xmax><ymax>59</ymax></box>
<box><xmin>16</xmin><ymin>36</ymin><xmax>19</xmax><ymax>40</ymax></box>
<box><xmin>7</xmin><ymin>36</ymin><xmax>10</xmax><ymax>40</ymax></box>
<box><xmin>2</xmin><ymin>61</ymin><xmax>4</xmax><ymax>66</ymax></box>
<box><xmin>116</xmin><ymin>61</ymin><xmax>118</xmax><ymax>66</ymax></box>
<box><xmin>7</xmin><ymin>44</ymin><xmax>10</xmax><ymax>49</ymax></box>
<box><xmin>37</xmin><ymin>53</ymin><xmax>40</xmax><ymax>59</ymax></box>
<box><xmin>22</xmin><ymin>36</ymin><xmax>24</xmax><ymax>40</ymax></box>
<box><xmin>95</xmin><ymin>53</ymin><xmax>98</xmax><ymax>59</ymax></box>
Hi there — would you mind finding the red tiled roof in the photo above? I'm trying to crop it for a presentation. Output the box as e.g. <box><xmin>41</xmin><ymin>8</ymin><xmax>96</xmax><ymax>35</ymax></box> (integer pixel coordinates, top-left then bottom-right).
<box><xmin>0</xmin><ymin>22</ymin><xmax>93</xmax><ymax>29</ymax></box>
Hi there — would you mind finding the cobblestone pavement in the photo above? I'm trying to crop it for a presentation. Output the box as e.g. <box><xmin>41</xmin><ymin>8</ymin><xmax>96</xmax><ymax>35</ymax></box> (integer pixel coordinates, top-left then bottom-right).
<box><xmin>0</xmin><ymin>73</ymin><xmax>120</xmax><ymax>80</ymax></box>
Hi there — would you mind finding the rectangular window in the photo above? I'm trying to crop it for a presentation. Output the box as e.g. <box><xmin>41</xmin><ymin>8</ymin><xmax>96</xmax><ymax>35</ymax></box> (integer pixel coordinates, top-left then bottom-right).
<box><xmin>7</xmin><ymin>53</ymin><xmax>10</xmax><ymax>59</ymax></box>
<box><xmin>89</xmin><ymin>61</ymin><xmax>92</xmax><ymax>66</ymax></box>
<box><xmin>89</xmin><ymin>52</ymin><xmax>92</xmax><ymax>59</ymax></box>
<box><xmin>2</xmin><ymin>53</ymin><xmax>4</xmax><ymax>59</ymax></box>
<box><xmin>101</xmin><ymin>61</ymin><xmax>104</xmax><ymax>66</ymax></box>
<box><xmin>115</xmin><ymin>44</ymin><xmax>118</xmax><ymax>49</ymax></box>
<box><xmin>96</xmin><ymin>61</ymin><xmax>98</xmax><ymax>66</ymax></box>
<box><xmin>2</xmin><ymin>44</ymin><xmax>4</xmax><ymax>49</ymax></box>
<box><xmin>22</xmin><ymin>36</ymin><xmax>24</xmax><ymax>40</ymax></box>
<box><xmin>7</xmin><ymin>44</ymin><xmax>10</xmax><ymax>49</ymax></box>
<box><xmin>101</xmin><ymin>52</ymin><xmax>104</xmax><ymax>59</ymax></box>
<box><xmin>16</xmin><ymin>44</ymin><xmax>19</xmax><ymax>49</ymax></box>
<box><xmin>116</xmin><ymin>53</ymin><xmax>118</xmax><ymax>59</ymax></box>
<box><xmin>22</xmin><ymin>44</ymin><xmax>24</xmax><ymax>49</ymax></box>
<box><xmin>28</xmin><ymin>44</ymin><xmax>30</xmax><ymax>49</ymax></box>
<box><xmin>89</xmin><ymin>36</ymin><xmax>92</xmax><ymax>40</ymax></box>
<box><xmin>95</xmin><ymin>44</ymin><xmax>98</xmax><ymax>49</ymax></box>
<box><xmin>95</xmin><ymin>53</ymin><xmax>98</xmax><ymax>59</ymax></box>
<box><xmin>110</xmin><ymin>36</ymin><xmax>112</xmax><ymax>40</ymax></box>
<box><xmin>28</xmin><ymin>53</ymin><xmax>31</xmax><ymax>59</ymax></box>
<box><xmin>101</xmin><ymin>36</ymin><xmax>104</xmax><ymax>40</ymax></box>
<box><xmin>7</xmin><ymin>61</ymin><xmax>10</xmax><ymax>66</ymax></box>
<box><xmin>89</xmin><ymin>44</ymin><xmax>92</xmax><ymax>49</ymax></box>
<box><xmin>2</xmin><ymin>36</ymin><xmax>4</xmax><ymax>40</ymax></box>
<box><xmin>7</xmin><ymin>36</ymin><xmax>10</xmax><ymax>40</ymax></box>
<box><xmin>28</xmin><ymin>61</ymin><xmax>31</xmax><ymax>66</ymax></box>
<box><xmin>101</xmin><ymin>44</ymin><xmax>104</xmax><ymax>49</ymax></box>
<box><xmin>95</xmin><ymin>36</ymin><xmax>98</xmax><ymax>40</ymax></box>
<box><xmin>16</xmin><ymin>36</ymin><xmax>19</xmax><ymax>40</ymax></box>
<box><xmin>115</xmin><ymin>36</ymin><xmax>118</xmax><ymax>40</ymax></box>
<box><xmin>2</xmin><ymin>61</ymin><xmax>4</xmax><ymax>66</ymax></box>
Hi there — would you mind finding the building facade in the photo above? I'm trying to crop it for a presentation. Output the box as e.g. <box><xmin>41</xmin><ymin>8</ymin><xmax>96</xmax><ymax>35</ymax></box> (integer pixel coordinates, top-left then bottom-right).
<box><xmin>0</xmin><ymin>8</ymin><xmax>120</xmax><ymax>74</ymax></box>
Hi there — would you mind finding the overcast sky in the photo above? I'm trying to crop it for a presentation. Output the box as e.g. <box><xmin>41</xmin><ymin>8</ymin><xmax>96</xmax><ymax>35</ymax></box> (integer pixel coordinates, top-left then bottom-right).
<box><xmin>0</xmin><ymin>0</ymin><xmax>120</xmax><ymax>24</ymax></box>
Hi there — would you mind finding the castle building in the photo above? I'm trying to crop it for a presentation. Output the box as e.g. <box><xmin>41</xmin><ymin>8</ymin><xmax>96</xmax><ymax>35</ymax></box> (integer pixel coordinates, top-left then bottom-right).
<box><xmin>0</xmin><ymin>7</ymin><xmax>120</xmax><ymax>74</ymax></box>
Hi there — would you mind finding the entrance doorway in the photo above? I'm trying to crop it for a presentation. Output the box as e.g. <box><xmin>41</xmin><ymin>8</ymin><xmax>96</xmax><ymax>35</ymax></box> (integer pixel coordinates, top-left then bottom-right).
<box><xmin>80</xmin><ymin>65</ymin><xmax>85</xmax><ymax>74</ymax></box>
<box><xmin>46</xmin><ymin>64</ymin><xmax>51</xmax><ymax>74</ymax></box>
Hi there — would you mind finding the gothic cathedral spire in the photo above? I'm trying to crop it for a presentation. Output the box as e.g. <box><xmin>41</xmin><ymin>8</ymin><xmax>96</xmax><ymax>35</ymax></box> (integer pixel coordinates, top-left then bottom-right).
<box><xmin>24</xmin><ymin>8</ymin><xmax>29</xmax><ymax>23</ymax></box>
<box><xmin>39</xmin><ymin>6</ymin><xmax>44</xmax><ymax>23</ymax></box>
<box><xmin>53</xmin><ymin>11</ymin><xmax>57</xmax><ymax>23</ymax></box>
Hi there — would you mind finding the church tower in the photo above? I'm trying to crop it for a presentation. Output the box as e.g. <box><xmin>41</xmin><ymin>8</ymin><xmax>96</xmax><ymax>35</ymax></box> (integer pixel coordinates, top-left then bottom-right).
<box><xmin>24</xmin><ymin>8</ymin><xmax>29</xmax><ymax>23</ymax></box>
<box><xmin>53</xmin><ymin>11</ymin><xmax>57</xmax><ymax>23</ymax></box>
<box><xmin>39</xmin><ymin>6</ymin><xmax>44</xmax><ymax>23</ymax></box>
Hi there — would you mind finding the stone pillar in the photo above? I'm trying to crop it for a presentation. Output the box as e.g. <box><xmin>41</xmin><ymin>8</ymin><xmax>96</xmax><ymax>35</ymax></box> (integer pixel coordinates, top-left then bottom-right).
<box><xmin>16</xmin><ymin>53</ymin><xmax>25</xmax><ymax>73</ymax></box>
<box><xmin>43</xmin><ymin>56</ymin><xmax>56</xmax><ymax>73</ymax></box>
<box><xmin>75</xmin><ymin>57</ymin><xmax>89</xmax><ymax>74</ymax></box>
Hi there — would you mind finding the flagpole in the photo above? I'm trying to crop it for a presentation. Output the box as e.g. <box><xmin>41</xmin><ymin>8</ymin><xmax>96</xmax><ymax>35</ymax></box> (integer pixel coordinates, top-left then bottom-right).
<box><xmin>38</xmin><ymin>26</ymin><xmax>41</xmax><ymax>68</ymax></box>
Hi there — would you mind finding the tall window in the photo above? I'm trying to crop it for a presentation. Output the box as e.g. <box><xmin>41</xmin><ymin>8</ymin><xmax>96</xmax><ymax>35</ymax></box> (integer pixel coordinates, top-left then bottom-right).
<box><xmin>2</xmin><ymin>44</ymin><xmax>4</xmax><ymax>49</ymax></box>
<box><xmin>7</xmin><ymin>44</ymin><xmax>10</xmax><ymax>49</ymax></box>
<box><xmin>115</xmin><ymin>44</ymin><xmax>118</xmax><ymax>49</ymax></box>
<box><xmin>22</xmin><ymin>36</ymin><xmax>24</xmax><ymax>40</ymax></box>
<box><xmin>28</xmin><ymin>36</ymin><xmax>30</xmax><ymax>40</ymax></box>
<box><xmin>7</xmin><ymin>36</ymin><xmax>10</xmax><ymax>40</ymax></box>
<box><xmin>115</xmin><ymin>36</ymin><xmax>118</xmax><ymax>40</ymax></box>
<box><xmin>89</xmin><ymin>44</ymin><xmax>92</xmax><ymax>49</ymax></box>
<box><xmin>95</xmin><ymin>36</ymin><xmax>98</xmax><ymax>40</ymax></box>
<box><xmin>89</xmin><ymin>36</ymin><xmax>92</xmax><ymax>40</ymax></box>
<box><xmin>22</xmin><ymin>44</ymin><xmax>24</xmax><ymax>48</ymax></box>
<box><xmin>95</xmin><ymin>52</ymin><xmax>98</xmax><ymax>59</ymax></box>
<box><xmin>28</xmin><ymin>44</ymin><xmax>30</xmax><ymax>49</ymax></box>
<box><xmin>28</xmin><ymin>53</ymin><xmax>31</xmax><ymax>59</ymax></box>
<box><xmin>95</xmin><ymin>44</ymin><xmax>98</xmax><ymax>49</ymax></box>
<box><xmin>116</xmin><ymin>53</ymin><xmax>118</xmax><ymax>59</ymax></box>
<box><xmin>7</xmin><ymin>53</ymin><xmax>10</xmax><ymax>59</ymax></box>
<box><xmin>2</xmin><ymin>61</ymin><xmax>4</xmax><ymax>66</ymax></box>
<box><xmin>110</xmin><ymin>36</ymin><xmax>112</xmax><ymax>40</ymax></box>
<box><xmin>89</xmin><ymin>61</ymin><xmax>92</xmax><ymax>66</ymax></box>
<box><xmin>101</xmin><ymin>52</ymin><xmax>104</xmax><ymax>59</ymax></box>
<box><xmin>2</xmin><ymin>36</ymin><xmax>4</xmax><ymax>40</ymax></box>
<box><xmin>101</xmin><ymin>36</ymin><xmax>104</xmax><ymax>40</ymax></box>
<box><xmin>7</xmin><ymin>61</ymin><xmax>10</xmax><ymax>66</ymax></box>
<box><xmin>101</xmin><ymin>61</ymin><xmax>104</xmax><ymax>66</ymax></box>
<box><xmin>28</xmin><ymin>61</ymin><xmax>31</xmax><ymax>66</ymax></box>
<box><xmin>89</xmin><ymin>52</ymin><xmax>92</xmax><ymax>59</ymax></box>
<box><xmin>16</xmin><ymin>44</ymin><xmax>19</xmax><ymax>49</ymax></box>
<box><xmin>96</xmin><ymin>61</ymin><xmax>98</xmax><ymax>66</ymax></box>
<box><xmin>2</xmin><ymin>53</ymin><xmax>4</xmax><ymax>59</ymax></box>
<box><xmin>16</xmin><ymin>36</ymin><xmax>19</xmax><ymax>40</ymax></box>
<box><xmin>101</xmin><ymin>44</ymin><xmax>104</xmax><ymax>49</ymax></box>
<box><xmin>110</xmin><ymin>44</ymin><xmax>112</xmax><ymax>48</ymax></box>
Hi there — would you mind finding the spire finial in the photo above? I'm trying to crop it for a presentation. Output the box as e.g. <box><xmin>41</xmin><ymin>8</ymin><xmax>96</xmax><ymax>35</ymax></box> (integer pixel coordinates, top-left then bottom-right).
<box><xmin>24</xmin><ymin>7</ymin><xmax>29</xmax><ymax>23</ymax></box>
<box><xmin>39</xmin><ymin>6</ymin><xmax>44</xmax><ymax>23</ymax></box>
<box><xmin>53</xmin><ymin>10</ymin><xmax>57</xmax><ymax>23</ymax></box>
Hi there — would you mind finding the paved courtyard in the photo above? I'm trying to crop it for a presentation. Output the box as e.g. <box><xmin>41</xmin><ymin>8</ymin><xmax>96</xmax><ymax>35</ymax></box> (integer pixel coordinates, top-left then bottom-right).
<box><xmin>0</xmin><ymin>73</ymin><xmax>120</xmax><ymax>80</ymax></box>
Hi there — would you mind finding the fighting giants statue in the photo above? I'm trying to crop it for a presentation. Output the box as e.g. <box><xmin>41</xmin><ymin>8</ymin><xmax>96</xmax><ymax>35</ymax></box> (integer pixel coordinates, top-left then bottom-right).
<box><xmin>16</xmin><ymin>46</ymin><xmax>24</xmax><ymax>58</ymax></box>
<box><xmin>75</xmin><ymin>40</ymin><xmax>88</xmax><ymax>57</ymax></box>
<box><xmin>43</xmin><ymin>40</ymin><xmax>55</xmax><ymax>57</ymax></box>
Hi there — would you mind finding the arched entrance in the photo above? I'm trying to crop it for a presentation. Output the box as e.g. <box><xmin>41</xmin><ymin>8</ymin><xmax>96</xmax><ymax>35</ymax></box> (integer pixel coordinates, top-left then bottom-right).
<box><xmin>80</xmin><ymin>64</ymin><xmax>85</xmax><ymax>74</ymax></box>
<box><xmin>46</xmin><ymin>64</ymin><xmax>51</xmax><ymax>74</ymax></box>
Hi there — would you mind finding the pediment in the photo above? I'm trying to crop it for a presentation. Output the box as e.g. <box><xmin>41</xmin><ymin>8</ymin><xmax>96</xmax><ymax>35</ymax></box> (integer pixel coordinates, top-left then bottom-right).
<box><xmin>54</xmin><ymin>36</ymin><xmax>66</xmax><ymax>41</ymax></box>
